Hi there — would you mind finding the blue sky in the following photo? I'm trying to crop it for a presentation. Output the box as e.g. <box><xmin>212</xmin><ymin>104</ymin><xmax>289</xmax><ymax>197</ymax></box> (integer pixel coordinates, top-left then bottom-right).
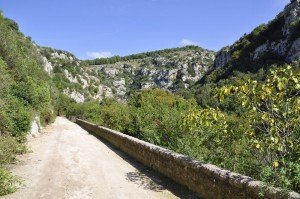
<box><xmin>0</xmin><ymin>0</ymin><xmax>290</xmax><ymax>59</ymax></box>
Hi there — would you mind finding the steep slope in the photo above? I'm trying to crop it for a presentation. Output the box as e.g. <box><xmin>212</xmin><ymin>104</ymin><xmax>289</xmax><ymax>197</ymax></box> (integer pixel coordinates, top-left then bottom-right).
<box><xmin>203</xmin><ymin>0</ymin><xmax>300</xmax><ymax>83</ymax></box>
<box><xmin>0</xmin><ymin>13</ymin><xmax>56</xmax><ymax>137</ymax></box>
<box><xmin>0</xmin><ymin>12</ymin><xmax>57</xmax><ymax>195</ymax></box>
<box><xmin>41</xmin><ymin>46</ymin><xmax>215</xmax><ymax>102</ymax></box>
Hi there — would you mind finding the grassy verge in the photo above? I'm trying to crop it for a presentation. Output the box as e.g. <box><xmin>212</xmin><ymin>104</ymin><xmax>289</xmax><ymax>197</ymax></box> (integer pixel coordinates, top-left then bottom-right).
<box><xmin>0</xmin><ymin>136</ymin><xmax>27</xmax><ymax>196</ymax></box>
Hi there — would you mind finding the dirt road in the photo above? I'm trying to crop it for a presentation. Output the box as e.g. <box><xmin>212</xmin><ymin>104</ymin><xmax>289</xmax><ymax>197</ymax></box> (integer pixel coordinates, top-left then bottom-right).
<box><xmin>3</xmin><ymin>117</ymin><xmax>197</xmax><ymax>199</ymax></box>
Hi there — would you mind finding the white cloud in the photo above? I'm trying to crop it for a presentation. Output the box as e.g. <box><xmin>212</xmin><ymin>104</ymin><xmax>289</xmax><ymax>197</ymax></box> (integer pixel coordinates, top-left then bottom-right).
<box><xmin>86</xmin><ymin>51</ymin><xmax>113</xmax><ymax>59</ymax></box>
<box><xmin>179</xmin><ymin>39</ymin><xmax>197</xmax><ymax>46</ymax></box>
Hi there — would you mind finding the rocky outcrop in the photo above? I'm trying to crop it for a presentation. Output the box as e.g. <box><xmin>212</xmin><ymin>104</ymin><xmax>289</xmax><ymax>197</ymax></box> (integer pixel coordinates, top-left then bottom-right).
<box><xmin>92</xmin><ymin>48</ymin><xmax>215</xmax><ymax>94</ymax></box>
<box><xmin>42</xmin><ymin>57</ymin><xmax>53</xmax><ymax>75</ymax></box>
<box><xmin>253</xmin><ymin>43</ymin><xmax>269</xmax><ymax>60</ymax></box>
<box><xmin>28</xmin><ymin>116</ymin><xmax>41</xmax><ymax>138</ymax></box>
<box><xmin>287</xmin><ymin>38</ymin><xmax>300</xmax><ymax>61</ymax></box>
<box><xmin>93</xmin><ymin>84</ymin><xmax>114</xmax><ymax>100</ymax></box>
<box><xmin>213</xmin><ymin>0</ymin><xmax>300</xmax><ymax>69</ymax></box>
<box><xmin>253</xmin><ymin>0</ymin><xmax>299</xmax><ymax>62</ymax></box>
<box><xmin>64</xmin><ymin>69</ymin><xmax>78</xmax><ymax>84</ymax></box>
<box><xmin>113</xmin><ymin>79</ymin><xmax>126</xmax><ymax>96</ymax></box>
<box><xmin>282</xmin><ymin>0</ymin><xmax>300</xmax><ymax>36</ymax></box>
<box><xmin>63</xmin><ymin>88</ymin><xmax>85</xmax><ymax>103</ymax></box>
<box><xmin>214</xmin><ymin>47</ymin><xmax>231</xmax><ymax>68</ymax></box>
<box><xmin>40</xmin><ymin>46</ymin><xmax>216</xmax><ymax>103</ymax></box>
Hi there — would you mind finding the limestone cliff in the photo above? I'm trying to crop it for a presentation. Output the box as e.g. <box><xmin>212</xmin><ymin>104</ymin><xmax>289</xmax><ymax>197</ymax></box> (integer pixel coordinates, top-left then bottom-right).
<box><xmin>41</xmin><ymin>46</ymin><xmax>215</xmax><ymax>102</ymax></box>
<box><xmin>213</xmin><ymin>0</ymin><xmax>300</xmax><ymax>70</ymax></box>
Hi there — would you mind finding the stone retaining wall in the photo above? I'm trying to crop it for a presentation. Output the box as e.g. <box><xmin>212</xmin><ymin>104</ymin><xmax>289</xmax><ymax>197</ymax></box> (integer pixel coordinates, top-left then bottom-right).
<box><xmin>76</xmin><ymin>119</ymin><xmax>300</xmax><ymax>199</ymax></box>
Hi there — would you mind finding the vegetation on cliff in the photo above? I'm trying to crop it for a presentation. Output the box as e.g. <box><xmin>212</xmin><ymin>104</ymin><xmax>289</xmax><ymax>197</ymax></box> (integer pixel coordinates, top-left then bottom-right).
<box><xmin>0</xmin><ymin>13</ymin><xmax>56</xmax><ymax>195</ymax></box>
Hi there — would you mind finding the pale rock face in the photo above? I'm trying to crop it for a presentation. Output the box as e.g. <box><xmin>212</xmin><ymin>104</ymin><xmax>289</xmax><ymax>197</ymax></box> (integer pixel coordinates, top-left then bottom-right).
<box><xmin>41</xmin><ymin>46</ymin><xmax>215</xmax><ymax>101</ymax></box>
<box><xmin>124</xmin><ymin>66</ymin><xmax>135</xmax><ymax>75</ymax></box>
<box><xmin>113</xmin><ymin>79</ymin><xmax>126</xmax><ymax>87</ymax></box>
<box><xmin>51</xmin><ymin>52</ymin><xmax>68</xmax><ymax>60</ymax></box>
<box><xmin>94</xmin><ymin>85</ymin><xmax>114</xmax><ymax>100</ymax></box>
<box><xmin>70</xmin><ymin>92</ymin><xmax>85</xmax><ymax>103</ymax></box>
<box><xmin>155</xmin><ymin>70</ymin><xmax>177</xmax><ymax>88</ymax></box>
<box><xmin>88</xmin><ymin>75</ymin><xmax>100</xmax><ymax>82</ymax></box>
<box><xmin>252</xmin><ymin>39</ymin><xmax>298</xmax><ymax>62</ymax></box>
<box><xmin>168</xmin><ymin>69</ymin><xmax>178</xmax><ymax>81</ymax></box>
<box><xmin>270</xmin><ymin>40</ymin><xmax>289</xmax><ymax>57</ymax></box>
<box><xmin>64</xmin><ymin>70</ymin><xmax>78</xmax><ymax>84</ymax></box>
<box><xmin>181</xmin><ymin>75</ymin><xmax>187</xmax><ymax>82</ymax></box>
<box><xmin>104</xmin><ymin>68</ymin><xmax>119</xmax><ymax>77</ymax></box>
<box><xmin>190</xmin><ymin>64</ymin><xmax>208</xmax><ymax>81</ymax></box>
<box><xmin>29</xmin><ymin>116</ymin><xmax>41</xmax><ymax>138</ymax></box>
<box><xmin>113</xmin><ymin>79</ymin><xmax>126</xmax><ymax>96</ymax></box>
<box><xmin>193</xmin><ymin>64</ymin><xmax>201</xmax><ymax>77</ymax></box>
<box><xmin>214</xmin><ymin>49</ymin><xmax>231</xmax><ymax>68</ymax></box>
<box><xmin>64</xmin><ymin>88</ymin><xmax>85</xmax><ymax>103</ymax></box>
<box><xmin>141</xmin><ymin>82</ymin><xmax>155</xmax><ymax>89</ymax></box>
<box><xmin>215</xmin><ymin>0</ymin><xmax>299</xmax><ymax>67</ymax></box>
<box><xmin>287</xmin><ymin>38</ymin><xmax>300</xmax><ymax>61</ymax></box>
<box><xmin>79</xmin><ymin>75</ymin><xmax>89</xmax><ymax>89</ymax></box>
<box><xmin>153</xmin><ymin>57</ymin><xmax>169</xmax><ymax>67</ymax></box>
<box><xmin>42</xmin><ymin>57</ymin><xmax>53</xmax><ymax>75</ymax></box>
<box><xmin>182</xmin><ymin>64</ymin><xmax>188</xmax><ymax>70</ymax></box>
<box><xmin>282</xmin><ymin>0</ymin><xmax>300</xmax><ymax>36</ymax></box>
<box><xmin>140</xmin><ymin>68</ymin><xmax>156</xmax><ymax>77</ymax></box>
<box><xmin>253</xmin><ymin>43</ymin><xmax>269</xmax><ymax>60</ymax></box>
<box><xmin>253</xmin><ymin>38</ymin><xmax>297</xmax><ymax>62</ymax></box>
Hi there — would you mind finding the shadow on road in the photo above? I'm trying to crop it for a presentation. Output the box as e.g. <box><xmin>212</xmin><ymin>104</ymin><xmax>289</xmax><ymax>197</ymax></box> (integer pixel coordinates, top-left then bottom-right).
<box><xmin>90</xmin><ymin>132</ymin><xmax>200</xmax><ymax>199</ymax></box>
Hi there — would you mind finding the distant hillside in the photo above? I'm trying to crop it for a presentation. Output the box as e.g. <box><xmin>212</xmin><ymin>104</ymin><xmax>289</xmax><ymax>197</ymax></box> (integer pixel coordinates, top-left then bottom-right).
<box><xmin>41</xmin><ymin>46</ymin><xmax>215</xmax><ymax>102</ymax></box>
<box><xmin>41</xmin><ymin>1</ymin><xmax>299</xmax><ymax>103</ymax></box>
<box><xmin>85</xmin><ymin>46</ymin><xmax>213</xmax><ymax>65</ymax></box>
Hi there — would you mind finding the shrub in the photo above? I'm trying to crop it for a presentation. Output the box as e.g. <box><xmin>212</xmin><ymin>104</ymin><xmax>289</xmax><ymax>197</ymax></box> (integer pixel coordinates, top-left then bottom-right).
<box><xmin>128</xmin><ymin>89</ymin><xmax>196</xmax><ymax>149</ymax></box>
<box><xmin>0</xmin><ymin>136</ymin><xmax>26</xmax><ymax>196</ymax></box>
<box><xmin>181</xmin><ymin>108</ymin><xmax>253</xmax><ymax>172</ymax></box>
<box><xmin>4</xmin><ymin>97</ymin><xmax>32</xmax><ymax>140</ymax></box>
<box><xmin>99</xmin><ymin>101</ymin><xmax>130</xmax><ymax>132</ymax></box>
<box><xmin>0</xmin><ymin>136</ymin><xmax>27</xmax><ymax>165</ymax></box>
<box><xmin>218</xmin><ymin>65</ymin><xmax>300</xmax><ymax>191</ymax></box>
<box><xmin>0</xmin><ymin>168</ymin><xmax>21</xmax><ymax>196</ymax></box>
<box><xmin>40</xmin><ymin>108</ymin><xmax>55</xmax><ymax>126</ymax></box>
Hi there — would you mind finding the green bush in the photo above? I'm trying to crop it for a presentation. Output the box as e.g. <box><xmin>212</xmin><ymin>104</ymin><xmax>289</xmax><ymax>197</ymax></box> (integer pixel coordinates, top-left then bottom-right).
<box><xmin>0</xmin><ymin>136</ymin><xmax>26</xmax><ymax>196</ymax></box>
<box><xmin>218</xmin><ymin>65</ymin><xmax>300</xmax><ymax>191</ymax></box>
<box><xmin>181</xmin><ymin>108</ymin><xmax>254</xmax><ymax>172</ymax></box>
<box><xmin>40</xmin><ymin>108</ymin><xmax>55</xmax><ymax>126</ymax></box>
<box><xmin>127</xmin><ymin>89</ymin><xmax>196</xmax><ymax>149</ymax></box>
<box><xmin>2</xmin><ymin>97</ymin><xmax>32</xmax><ymax>140</ymax></box>
<box><xmin>99</xmin><ymin>100</ymin><xmax>130</xmax><ymax>132</ymax></box>
<box><xmin>54</xmin><ymin>93</ymin><xmax>75</xmax><ymax>116</ymax></box>
<box><xmin>0</xmin><ymin>136</ymin><xmax>27</xmax><ymax>165</ymax></box>
<box><xmin>0</xmin><ymin>168</ymin><xmax>20</xmax><ymax>196</ymax></box>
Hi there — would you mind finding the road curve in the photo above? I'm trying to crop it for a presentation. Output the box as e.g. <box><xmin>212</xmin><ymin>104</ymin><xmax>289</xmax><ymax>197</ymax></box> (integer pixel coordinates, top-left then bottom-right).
<box><xmin>3</xmin><ymin>117</ymin><xmax>197</xmax><ymax>199</ymax></box>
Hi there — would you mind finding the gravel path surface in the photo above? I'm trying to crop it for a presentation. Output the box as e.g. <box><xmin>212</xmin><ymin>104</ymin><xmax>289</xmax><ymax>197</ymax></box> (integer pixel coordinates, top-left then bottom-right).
<box><xmin>3</xmin><ymin>117</ymin><xmax>197</xmax><ymax>199</ymax></box>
